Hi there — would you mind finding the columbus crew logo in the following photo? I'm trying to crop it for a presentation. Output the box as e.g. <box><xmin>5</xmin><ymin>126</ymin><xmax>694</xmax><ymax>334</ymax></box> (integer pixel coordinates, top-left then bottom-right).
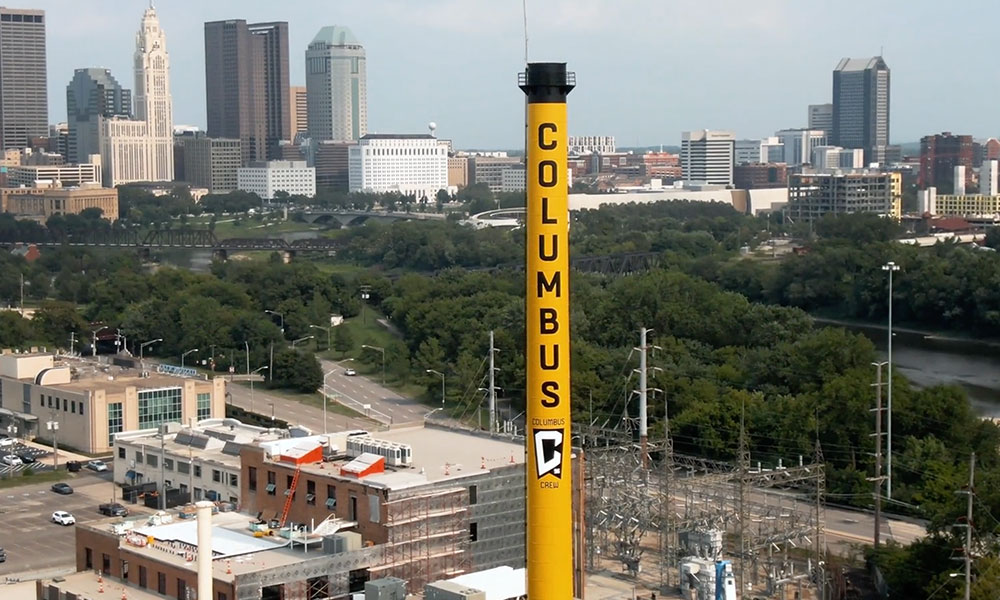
<box><xmin>533</xmin><ymin>428</ymin><xmax>564</xmax><ymax>479</ymax></box>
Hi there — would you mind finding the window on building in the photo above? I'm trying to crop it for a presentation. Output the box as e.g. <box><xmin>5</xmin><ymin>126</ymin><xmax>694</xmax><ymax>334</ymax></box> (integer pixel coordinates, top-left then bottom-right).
<box><xmin>285</xmin><ymin>474</ymin><xmax>295</xmax><ymax>499</ymax></box>
<box><xmin>228</xmin><ymin>473</ymin><xmax>237</xmax><ymax>487</ymax></box>
<box><xmin>118</xmin><ymin>447</ymin><xmax>126</xmax><ymax>459</ymax></box>
<box><xmin>80</xmin><ymin>403</ymin><xmax>84</xmax><ymax>416</ymax></box>
<box><xmin>218</xmin><ymin>592</ymin><xmax>228</xmax><ymax>600</ymax></box>
<box><xmin>139</xmin><ymin>565</ymin><xmax>147</xmax><ymax>588</ymax></box>
<box><xmin>194</xmin><ymin>465</ymin><xmax>201</xmax><ymax>478</ymax></box>
<box><xmin>85</xmin><ymin>547</ymin><xmax>93</xmax><ymax>569</ymax></box>
<box><xmin>197</xmin><ymin>392</ymin><xmax>211</xmax><ymax>421</ymax></box>
<box><xmin>368</xmin><ymin>494</ymin><xmax>380</xmax><ymax>523</ymax></box>
<box><xmin>102</xmin><ymin>553</ymin><xmax>111</xmax><ymax>574</ymax></box>
<box><xmin>177</xmin><ymin>578</ymin><xmax>186</xmax><ymax>600</ymax></box>
<box><xmin>147</xmin><ymin>454</ymin><xmax>158</xmax><ymax>468</ymax></box>
<box><xmin>137</xmin><ymin>387</ymin><xmax>182</xmax><ymax>430</ymax></box>
<box><xmin>71</xmin><ymin>400</ymin><xmax>75</xmax><ymax>413</ymax></box>
<box><xmin>136</xmin><ymin>451</ymin><xmax>143</xmax><ymax>463</ymax></box>
<box><xmin>326</xmin><ymin>485</ymin><xmax>336</xmax><ymax>510</ymax></box>
<box><xmin>212</xmin><ymin>469</ymin><xmax>221</xmax><ymax>482</ymax></box>
<box><xmin>248</xmin><ymin>466</ymin><xmax>257</xmax><ymax>492</ymax></box>
<box><xmin>306</xmin><ymin>480</ymin><xmax>316</xmax><ymax>505</ymax></box>
<box><xmin>177</xmin><ymin>461</ymin><xmax>189</xmax><ymax>474</ymax></box>
<box><xmin>164</xmin><ymin>458</ymin><xmax>173</xmax><ymax>471</ymax></box>
<box><xmin>63</xmin><ymin>398</ymin><xmax>67</xmax><ymax>411</ymax></box>
<box><xmin>349</xmin><ymin>495</ymin><xmax>357</xmax><ymax>521</ymax></box>
<box><xmin>469</xmin><ymin>485</ymin><xmax>478</xmax><ymax>505</ymax></box>
<box><xmin>107</xmin><ymin>403</ymin><xmax>123</xmax><ymax>446</ymax></box>
<box><xmin>157</xmin><ymin>572</ymin><xmax>166</xmax><ymax>594</ymax></box>
<box><xmin>470</xmin><ymin>522</ymin><xmax>478</xmax><ymax>542</ymax></box>
<box><xmin>266</xmin><ymin>471</ymin><xmax>276</xmax><ymax>495</ymax></box>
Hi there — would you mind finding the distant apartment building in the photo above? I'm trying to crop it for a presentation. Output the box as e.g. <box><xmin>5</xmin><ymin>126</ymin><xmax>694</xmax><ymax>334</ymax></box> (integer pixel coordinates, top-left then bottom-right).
<box><xmin>568</xmin><ymin>135</ymin><xmax>615</xmax><ymax>155</ymax></box>
<box><xmin>66</xmin><ymin>68</ymin><xmax>132</xmax><ymax>164</ymax></box>
<box><xmin>919</xmin><ymin>132</ymin><xmax>974</xmax><ymax>193</ymax></box>
<box><xmin>681</xmin><ymin>130</ymin><xmax>735</xmax><ymax>186</ymax></box>
<box><xmin>313</xmin><ymin>140</ymin><xmax>353</xmax><ymax>190</ymax></box>
<box><xmin>639</xmin><ymin>151</ymin><xmax>681</xmax><ymax>180</ymax></box>
<box><xmin>468</xmin><ymin>155</ymin><xmax>522</xmax><ymax>192</ymax></box>
<box><xmin>500</xmin><ymin>166</ymin><xmax>526</xmax><ymax>192</ymax></box>
<box><xmin>237</xmin><ymin>160</ymin><xmax>316</xmax><ymax>200</ymax></box>
<box><xmin>183</xmin><ymin>136</ymin><xmax>242</xmax><ymax>193</ymax></box>
<box><xmin>975</xmin><ymin>138</ymin><xmax>1000</xmax><ymax>167</ymax></box>
<box><xmin>0</xmin><ymin>7</ymin><xmax>48</xmax><ymax>151</ymax></box>
<box><xmin>733</xmin><ymin>163</ymin><xmax>787</xmax><ymax>190</ymax></box>
<box><xmin>306</xmin><ymin>26</ymin><xmax>367</xmax><ymax>142</ymax></box>
<box><xmin>447</xmin><ymin>156</ymin><xmax>468</xmax><ymax>189</ymax></box>
<box><xmin>0</xmin><ymin>352</ymin><xmax>225</xmax><ymax>454</ymax></box>
<box><xmin>981</xmin><ymin>160</ymin><xmax>998</xmax><ymax>196</ymax></box>
<box><xmin>810</xmin><ymin>146</ymin><xmax>863</xmax><ymax>170</ymax></box>
<box><xmin>832</xmin><ymin>56</ymin><xmax>890</xmax><ymax>164</ymax></box>
<box><xmin>6</xmin><ymin>160</ymin><xmax>102</xmax><ymax>187</ymax></box>
<box><xmin>1</xmin><ymin>181</ymin><xmax>118</xmax><ymax>221</ymax></box>
<box><xmin>808</xmin><ymin>103</ymin><xmax>833</xmax><ymax>138</ymax></box>
<box><xmin>349</xmin><ymin>134</ymin><xmax>451</xmax><ymax>199</ymax></box>
<box><xmin>925</xmin><ymin>188</ymin><xmax>1000</xmax><ymax>217</ymax></box>
<box><xmin>288</xmin><ymin>85</ymin><xmax>308</xmax><ymax>138</ymax></box>
<box><xmin>786</xmin><ymin>170</ymin><xmax>900</xmax><ymax>222</ymax></box>
<box><xmin>775</xmin><ymin>129</ymin><xmax>826</xmax><ymax>166</ymax></box>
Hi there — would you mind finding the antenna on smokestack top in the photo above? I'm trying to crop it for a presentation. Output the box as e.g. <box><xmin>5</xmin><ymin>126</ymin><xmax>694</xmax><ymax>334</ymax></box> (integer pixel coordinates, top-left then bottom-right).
<box><xmin>522</xmin><ymin>0</ymin><xmax>529</xmax><ymax>64</ymax></box>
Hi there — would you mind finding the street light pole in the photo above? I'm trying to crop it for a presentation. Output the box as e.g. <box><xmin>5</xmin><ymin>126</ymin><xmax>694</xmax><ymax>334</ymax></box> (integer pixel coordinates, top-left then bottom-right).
<box><xmin>264</xmin><ymin>309</ymin><xmax>284</xmax><ymax>337</ymax></box>
<box><xmin>323</xmin><ymin>369</ymin><xmax>339</xmax><ymax>434</ymax></box>
<box><xmin>309</xmin><ymin>325</ymin><xmax>330</xmax><ymax>351</ymax></box>
<box><xmin>269</xmin><ymin>403</ymin><xmax>275</xmax><ymax>424</ymax></box>
<box><xmin>291</xmin><ymin>335</ymin><xmax>314</xmax><ymax>349</ymax></box>
<box><xmin>181</xmin><ymin>348</ymin><xmax>199</xmax><ymax>369</ymax></box>
<box><xmin>362</xmin><ymin>344</ymin><xmax>385</xmax><ymax>385</ymax></box>
<box><xmin>249</xmin><ymin>366</ymin><xmax>268</xmax><ymax>415</ymax></box>
<box><xmin>359</xmin><ymin>286</ymin><xmax>371</xmax><ymax>325</ymax></box>
<box><xmin>882</xmin><ymin>260</ymin><xmax>900</xmax><ymax>498</ymax></box>
<box><xmin>139</xmin><ymin>338</ymin><xmax>162</xmax><ymax>375</ymax></box>
<box><xmin>426</xmin><ymin>369</ymin><xmax>445</xmax><ymax>405</ymax></box>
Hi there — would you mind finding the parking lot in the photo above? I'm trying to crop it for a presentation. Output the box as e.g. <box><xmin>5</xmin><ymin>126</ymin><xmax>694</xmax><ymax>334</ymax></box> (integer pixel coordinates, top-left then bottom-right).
<box><xmin>0</xmin><ymin>440</ymin><xmax>53</xmax><ymax>476</ymax></box>
<box><xmin>0</xmin><ymin>471</ymin><xmax>150</xmax><ymax>578</ymax></box>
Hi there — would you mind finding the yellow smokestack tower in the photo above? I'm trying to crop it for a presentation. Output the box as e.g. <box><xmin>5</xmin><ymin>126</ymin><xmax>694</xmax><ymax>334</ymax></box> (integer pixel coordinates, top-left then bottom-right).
<box><xmin>519</xmin><ymin>62</ymin><xmax>575</xmax><ymax>600</ymax></box>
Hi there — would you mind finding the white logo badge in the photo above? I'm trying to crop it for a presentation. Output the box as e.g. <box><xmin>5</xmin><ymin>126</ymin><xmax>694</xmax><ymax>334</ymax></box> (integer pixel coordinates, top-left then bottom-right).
<box><xmin>533</xmin><ymin>428</ymin><xmax>563</xmax><ymax>479</ymax></box>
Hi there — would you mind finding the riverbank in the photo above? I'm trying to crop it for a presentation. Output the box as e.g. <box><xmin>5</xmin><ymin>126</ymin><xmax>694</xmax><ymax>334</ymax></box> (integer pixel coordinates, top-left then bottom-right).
<box><xmin>811</xmin><ymin>315</ymin><xmax>1000</xmax><ymax>349</ymax></box>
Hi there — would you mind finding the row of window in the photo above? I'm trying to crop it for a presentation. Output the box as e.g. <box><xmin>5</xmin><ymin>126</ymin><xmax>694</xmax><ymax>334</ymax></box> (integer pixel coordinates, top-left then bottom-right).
<box><xmin>41</xmin><ymin>394</ymin><xmax>84</xmax><ymax>415</ymax></box>
<box><xmin>117</xmin><ymin>446</ymin><xmax>237</xmax><ymax>486</ymax></box>
<box><xmin>83</xmin><ymin>547</ymin><xmax>227</xmax><ymax>600</ymax></box>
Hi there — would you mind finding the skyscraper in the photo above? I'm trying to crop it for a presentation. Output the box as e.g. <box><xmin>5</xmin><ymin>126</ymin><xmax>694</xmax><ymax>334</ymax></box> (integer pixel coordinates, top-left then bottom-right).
<box><xmin>807</xmin><ymin>103</ymin><xmax>833</xmax><ymax>138</ymax></box>
<box><xmin>306</xmin><ymin>26</ymin><xmax>367</xmax><ymax>142</ymax></box>
<box><xmin>99</xmin><ymin>5</ymin><xmax>174</xmax><ymax>185</ymax></box>
<box><xmin>0</xmin><ymin>7</ymin><xmax>47</xmax><ymax>151</ymax></box>
<box><xmin>832</xmin><ymin>56</ymin><xmax>890</xmax><ymax>165</ymax></box>
<box><xmin>66</xmin><ymin>68</ymin><xmax>132</xmax><ymax>163</ymax></box>
<box><xmin>680</xmin><ymin>130</ymin><xmax>734</xmax><ymax>186</ymax></box>
<box><xmin>919</xmin><ymin>132</ymin><xmax>973</xmax><ymax>193</ymax></box>
<box><xmin>289</xmin><ymin>85</ymin><xmax>308</xmax><ymax>138</ymax></box>
<box><xmin>204</xmin><ymin>20</ymin><xmax>289</xmax><ymax>165</ymax></box>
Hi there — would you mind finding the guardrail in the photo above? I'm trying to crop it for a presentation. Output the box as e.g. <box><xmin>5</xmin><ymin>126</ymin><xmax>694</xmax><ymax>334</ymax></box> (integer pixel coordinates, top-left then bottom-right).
<box><xmin>322</xmin><ymin>384</ymin><xmax>393</xmax><ymax>426</ymax></box>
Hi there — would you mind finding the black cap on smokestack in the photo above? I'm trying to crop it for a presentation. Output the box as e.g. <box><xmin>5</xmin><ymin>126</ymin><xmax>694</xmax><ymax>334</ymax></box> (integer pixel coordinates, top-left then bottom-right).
<box><xmin>519</xmin><ymin>62</ymin><xmax>575</xmax><ymax>103</ymax></box>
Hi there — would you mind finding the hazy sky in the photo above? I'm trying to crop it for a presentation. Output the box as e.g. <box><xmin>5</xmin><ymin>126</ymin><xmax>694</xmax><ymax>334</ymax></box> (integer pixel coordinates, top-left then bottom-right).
<box><xmin>31</xmin><ymin>0</ymin><xmax>1000</xmax><ymax>149</ymax></box>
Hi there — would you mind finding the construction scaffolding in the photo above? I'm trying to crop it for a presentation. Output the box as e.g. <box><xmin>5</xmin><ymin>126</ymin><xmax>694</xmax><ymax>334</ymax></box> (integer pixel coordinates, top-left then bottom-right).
<box><xmin>372</xmin><ymin>485</ymin><xmax>469</xmax><ymax>592</ymax></box>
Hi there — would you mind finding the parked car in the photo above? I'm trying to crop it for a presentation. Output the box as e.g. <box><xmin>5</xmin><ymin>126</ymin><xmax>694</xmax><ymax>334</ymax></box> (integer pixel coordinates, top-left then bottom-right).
<box><xmin>16</xmin><ymin>452</ymin><xmax>35</xmax><ymax>464</ymax></box>
<box><xmin>0</xmin><ymin>547</ymin><xmax>6</xmax><ymax>562</ymax></box>
<box><xmin>86</xmin><ymin>460</ymin><xmax>108</xmax><ymax>472</ymax></box>
<box><xmin>51</xmin><ymin>483</ymin><xmax>73</xmax><ymax>495</ymax></box>
<box><xmin>1</xmin><ymin>455</ymin><xmax>22</xmax><ymax>466</ymax></box>
<box><xmin>0</xmin><ymin>438</ymin><xmax>15</xmax><ymax>448</ymax></box>
<box><xmin>345</xmin><ymin>368</ymin><xmax>357</xmax><ymax>376</ymax></box>
<box><xmin>98</xmin><ymin>503</ymin><xmax>128</xmax><ymax>517</ymax></box>
<box><xmin>66</xmin><ymin>460</ymin><xmax>81</xmax><ymax>472</ymax></box>
<box><xmin>51</xmin><ymin>511</ymin><xmax>76</xmax><ymax>526</ymax></box>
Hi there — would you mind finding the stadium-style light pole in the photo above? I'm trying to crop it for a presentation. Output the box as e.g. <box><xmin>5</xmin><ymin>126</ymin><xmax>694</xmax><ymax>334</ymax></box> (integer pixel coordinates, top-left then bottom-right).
<box><xmin>882</xmin><ymin>260</ymin><xmax>900</xmax><ymax>498</ymax></box>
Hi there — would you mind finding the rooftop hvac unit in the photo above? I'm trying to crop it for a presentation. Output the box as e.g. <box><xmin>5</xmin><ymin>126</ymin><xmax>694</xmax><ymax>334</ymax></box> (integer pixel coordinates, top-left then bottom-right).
<box><xmin>346</xmin><ymin>436</ymin><xmax>413</xmax><ymax>467</ymax></box>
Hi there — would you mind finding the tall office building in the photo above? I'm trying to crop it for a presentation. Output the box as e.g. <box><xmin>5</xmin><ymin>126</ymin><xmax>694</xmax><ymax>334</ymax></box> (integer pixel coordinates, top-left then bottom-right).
<box><xmin>0</xmin><ymin>7</ymin><xmax>47</xmax><ymax>151</ymax></box>
<box><xmin>99</xmin><ymin>5</ymin><xmax>174</xmax><ymax>186</ymax></box>
<box><xmin>981</xmin><ymin>160</ymin><xmax>998</xmax><ymax>196</ymax></box>
<box><xmin>832</xmin><ymin>56</ymin><xmax>890</xmax><ymax>165</ymax></box>
<box><xmin>289</xmin><ymin>85</ymin><xmax>308</xmax><ymax>138</ymax></box>
<box><xmin>680</xmin><ymin>130</ymin><xmax>735</xmax><ymax>186</ymax></box>
<box><xmin>306</xmin><ymin>26</ymin><xmax>367</xmax><ymax>142</ymax></box>
<box><xmin>808</xmin><ymin>103</ymin><xmax>833</xmax><ymax>138</ymax></box>
<box><xmin>204</xmin><ymin>20</ymin><xmax>290</xmax><ymax>164</ymax></box>
<box><xmin>66</xmin><ymin>68</ymin><xmax>132</xmax><ymax>164</ymax></box>
<box><xmin>919</xmin><ymin>132</ymin><xmax>973</xmax><ymax>194</ymax></box>
<box><xmin>775</xmin><ymin>128</ymin><xmax>826</xmax><ymax>165</ymax></box>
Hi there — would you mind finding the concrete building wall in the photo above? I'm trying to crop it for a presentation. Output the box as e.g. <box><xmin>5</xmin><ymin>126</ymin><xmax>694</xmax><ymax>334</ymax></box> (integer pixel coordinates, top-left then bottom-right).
<box><xmin>447</xmin><ymin>157</ymin><xmax>467</xmax><ymax>189</ymax></box>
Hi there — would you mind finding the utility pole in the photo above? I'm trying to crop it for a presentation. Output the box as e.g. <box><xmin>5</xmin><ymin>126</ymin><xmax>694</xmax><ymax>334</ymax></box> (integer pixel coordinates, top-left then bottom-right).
<box><xmin>19</xmin><ymin>272</ymin><xmax>24</xmax><ymax>316</ymax></box>
<box><xmin>488</xmin><ymin>330</ymin><xmax>498</xmax><ymax>434</ymax></box>
<box><xmin>737</xmin><ymin>399</ymin><xmax>751</xmax><ymax>594</ymax></box>
<box><xmin>69</xmin><ymin>332</ymin><xmax>76</xmax><ymax>355</ymax></box>
<box><xmin>636</xmin><ymin>327</ymin><xmax>649</xmax><ymax>470</ymax></box>
<box><xmin>868</xmin><ymin>362</ymin><xmax>888</xmax><ymax>547</ymax></box>
<box><xmin>956</xmin><ymin>452</ymin><xmax>975</xmax><ymax>600</ymax></box>
<box><xmin>160</xmin><ymin>425</ymin><xmax>167</xmax><ymax>511</ymax></box>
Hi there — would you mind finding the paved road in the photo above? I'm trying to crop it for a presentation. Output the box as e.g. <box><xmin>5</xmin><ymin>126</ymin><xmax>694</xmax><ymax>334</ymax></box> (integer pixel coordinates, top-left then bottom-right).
<box><xmin>319</xmin><ymin>358</ymin><xmax>433</xmax><ymax>426</ymax></box>
<box><xmin>0</xmin><ymin>471</ymin><xmax>150</xmax><ymax>578</ymax></box>
<box><xmin>226</xmin><ymin>378</ymin><xmax>377</xmax><ymax>433</ymax></box>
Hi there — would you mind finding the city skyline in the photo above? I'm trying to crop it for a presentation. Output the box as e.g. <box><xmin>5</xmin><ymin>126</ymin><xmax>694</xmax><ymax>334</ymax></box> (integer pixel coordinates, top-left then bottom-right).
<box><xmin>24</xmin><ymin>0</ymin><xmax>1000</xmax><ymax>149</ymax></box>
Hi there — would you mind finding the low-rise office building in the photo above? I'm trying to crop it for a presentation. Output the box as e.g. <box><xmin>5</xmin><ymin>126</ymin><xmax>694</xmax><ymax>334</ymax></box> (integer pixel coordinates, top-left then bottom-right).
<box><xmin>0</xmin><ymin>181</ymin><xmax>119</xmax><ymax>221</ymax></box>
<box><xmin>6</xmin><ymin>159</ymin><xmax>101</xmax><ymax>187</ymax></box>
<box><xmin>349</xmin><ymin>134</ymin><xmax>452</xmax><ymax>199</ymax></box>
<box><xmin>786</xmin><ymin>170</ymin><xmax>900</xmax><ymax>222</ymax></box>
<box><xmin>182</xmin><ymin>136</ymin><xmax>241</xmax><ymax>193</ymax></box>
<box><xmin>0</xmin><ymin>352</ymin><xmax>225</xmax><ymax>454</ymax></box>
<box><xmin>237</xmin><ymin>160</ymin><xmax>316</xmax><ymax>200</ymax></box>
<box><xmin>468</xmin><ymin>155</ymin><xmax>522</xmax><ymax>192</ymax></box>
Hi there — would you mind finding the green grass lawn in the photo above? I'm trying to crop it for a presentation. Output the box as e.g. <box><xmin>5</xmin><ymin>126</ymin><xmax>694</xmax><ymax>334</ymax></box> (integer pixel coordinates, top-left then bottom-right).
<box><xmin>230</xmin><ymin>381</ymin><xmax>372</xmax><ymax>421</ymax></box>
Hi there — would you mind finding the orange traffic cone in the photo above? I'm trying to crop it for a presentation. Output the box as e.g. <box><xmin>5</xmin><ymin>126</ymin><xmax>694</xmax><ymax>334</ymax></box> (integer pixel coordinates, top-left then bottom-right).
<box><xmin>121</xmin><ymin>589</ymin><xmax>127</xmax><ymax>600</ymax></box>
<box><xmin>510</xmin><ymin>453</ymin><xmax>515</xmax><ymax>464</ymax></box>
<box><xmin>481</xmin><ymin>456</ymin><xmax>486</xmax><ymax>469</ymax></box>
<box><xmin>98</xmin><ymin>580</ymin><xmax>104</xmax><ymax>594</ymax></box>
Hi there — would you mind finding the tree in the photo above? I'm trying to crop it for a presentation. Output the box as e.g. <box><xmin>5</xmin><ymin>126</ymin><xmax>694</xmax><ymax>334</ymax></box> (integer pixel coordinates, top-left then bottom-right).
<box><xmin>270</xmin><ymin>348</ymin><xmax>322</xmax><ymax>393</ymax></box>
<box><xmin>332</xmin><ymin>325</ymin><xmax>354</xmax><ymax>357</ymax></box>
<box><xmin>32</xmin><ymin>301</ymin><xmax>88</xmax><ymax>346</ymax></box>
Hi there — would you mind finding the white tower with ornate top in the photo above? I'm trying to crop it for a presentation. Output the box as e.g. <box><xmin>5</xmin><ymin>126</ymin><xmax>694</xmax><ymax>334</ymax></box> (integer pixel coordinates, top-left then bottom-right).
<box><xmin>133</xmin><ymin>2</ymin><xmax>173</xmax><ymax>181</ymax></box>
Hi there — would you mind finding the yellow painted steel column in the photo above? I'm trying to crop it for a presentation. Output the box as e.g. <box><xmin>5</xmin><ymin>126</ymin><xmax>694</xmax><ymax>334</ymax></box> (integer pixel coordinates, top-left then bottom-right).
<box><xmin>520</xmin><ymin>62</ymin><xmax>575</xmax><ymax>600</ymax></box>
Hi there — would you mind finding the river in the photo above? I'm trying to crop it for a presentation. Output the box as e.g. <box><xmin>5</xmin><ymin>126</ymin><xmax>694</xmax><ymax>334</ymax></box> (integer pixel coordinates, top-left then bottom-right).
<box><xmin>815</xmin><ymin>318</ymin><xmax>1000</xmax><ymax>416</ymax></box>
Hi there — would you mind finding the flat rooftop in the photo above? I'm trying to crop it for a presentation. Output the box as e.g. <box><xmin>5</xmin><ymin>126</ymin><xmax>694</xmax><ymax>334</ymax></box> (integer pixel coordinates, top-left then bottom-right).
<box><xmin>291</xmin><ymin>425</ymin><xmax>526</xmax><ymax>490</ymax></box>
<box><xmin>117</xmin><ymin>418</ymin><xmax>287</xmax><ymax>469</ymax></box>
